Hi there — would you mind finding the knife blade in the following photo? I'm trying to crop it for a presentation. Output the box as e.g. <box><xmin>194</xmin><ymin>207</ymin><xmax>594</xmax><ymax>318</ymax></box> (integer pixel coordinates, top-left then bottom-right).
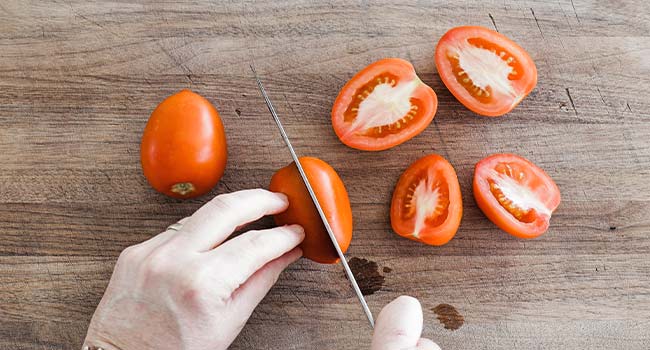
<box><xmin>251</xmin><ymin>65</ymin><xmax>375</xmax><ymax>328</ymax></box>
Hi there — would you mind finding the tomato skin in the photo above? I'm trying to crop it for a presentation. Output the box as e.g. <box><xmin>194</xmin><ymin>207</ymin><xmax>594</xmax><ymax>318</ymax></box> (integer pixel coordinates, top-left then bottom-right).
<box><xmin>269</xmin><ymin>157</ymin><xmax>353</xmax><ymax>264</ymax></box>
<box><xmin>435</xmin><ymin>26</ymin><xmax>537</xmax><ymax>117</ymax></box>
<box><xmin>331</xmin><ymin>58</ymin><xmax>438</xmax><ymax>151</ymax></box>
<box><xmin>473</xmin><ymin>154</ymin><xmax>560</xmax><ymax>239</ymax></box>
<box><xmin>141</xmin><ymin>90</ymin><xmax>227</xmax><ymax>199</ymax></box>
<box><xmin>390</xmin><ymin>154</ymin><xmax>462</xmax><ymax>246</ymax></box>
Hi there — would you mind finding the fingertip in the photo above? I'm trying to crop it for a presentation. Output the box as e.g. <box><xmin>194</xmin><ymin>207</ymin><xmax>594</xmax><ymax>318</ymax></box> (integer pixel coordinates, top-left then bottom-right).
<box><xmin>392</xmin><ymin>295</ymin><xmax>421</xmax><ymax>309</ymax></box>
<box><xmin>286</xmin><ymin>224</ymin><xmax>305</xmax><ymax>241</ymax></box>
<box><xmin>372</xmin><ymin>295</ymin><xmax>424</xmax><ymax>349</ymax></box>
<box><xmin>271</xmin><ymin>191</ymin><xmax>290</xmax><ymax>206</ymax></box>
<box><xmin>243</xmin><ymin>189</ymin><xmax>290</xmax><ymax>211</ymax></box>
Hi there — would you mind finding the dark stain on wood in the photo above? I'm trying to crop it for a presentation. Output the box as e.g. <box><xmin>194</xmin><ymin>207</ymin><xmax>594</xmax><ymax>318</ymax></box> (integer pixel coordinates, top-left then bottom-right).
<box><xmin>347</xmin><ymin>257</ymin><xmax>385</xmax><ymax>296</ymax></box>
<box><xmin>432</xmin><ymin>303</ymin><xmax>465</xmax><ymax>330</ymax></box>
<box><xmin>382</xmin><ymin>266</ymin><xmax>393</xmax><ymax>274</ymax></box>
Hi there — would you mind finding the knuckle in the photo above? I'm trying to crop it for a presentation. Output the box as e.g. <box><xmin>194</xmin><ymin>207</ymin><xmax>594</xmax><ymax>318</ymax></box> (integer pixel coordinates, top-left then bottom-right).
<box><xmin>175</xmin><ymin>266</ymin><xmax>231</xmax><ymax>307</ymax></box>
<box><xmin>244</xmin><ymin>230</ymin><xmax>269</xmax><ymax>249</ymax></box>
<box><xmin>118</xmin><ymin>245</ymin><xmax>144</xmax><ymax>264</ymax></box>
<box><xmin>207</xmin><ymin>192</ymin><xmax>239</xmax><ymax>211</ymax></box>
<box><xmin>141</xmin><ymin>249</ymin><xmax>171</xmax><ymax>280</ymax></box>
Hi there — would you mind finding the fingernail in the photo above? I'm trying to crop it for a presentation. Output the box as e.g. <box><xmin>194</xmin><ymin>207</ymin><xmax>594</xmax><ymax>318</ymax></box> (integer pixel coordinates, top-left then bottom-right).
<box><xmin>273</xmin><ymin>192</ymin><xmax>289</xmax><ymax>203</ymax></box>
<box><xmin>288</xmin><ymin>224</ymin><xmax>305</xmax><ymax>238</ymax></box>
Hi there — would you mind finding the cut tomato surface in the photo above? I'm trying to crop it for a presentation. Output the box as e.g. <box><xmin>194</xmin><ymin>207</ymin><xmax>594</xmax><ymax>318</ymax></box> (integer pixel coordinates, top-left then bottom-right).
<box><xmin>473</xmin><ymin>154</ymin><xmax>560</xmax><ymax>239</ymax></box>
<box><xmin>331</xmin><ymin>58</ymin><xmax>438</xmax><ymax>151</ymax></box>
<box><xmin>435</xmin><ymin>26</ymin><xmax>537</xmax><ymax>117</ymax></box>
<box><xmin>391</xmin><ymin>154</ymin><xmax>462</xmax><ymax>246</ymax></box>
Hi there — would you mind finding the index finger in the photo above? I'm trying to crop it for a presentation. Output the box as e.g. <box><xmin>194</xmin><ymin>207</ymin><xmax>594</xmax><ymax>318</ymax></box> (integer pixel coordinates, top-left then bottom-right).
<box><xmin>178</xmin><ymin>189</ymin><xmax>289</xmax><ymax>251</ymax></box>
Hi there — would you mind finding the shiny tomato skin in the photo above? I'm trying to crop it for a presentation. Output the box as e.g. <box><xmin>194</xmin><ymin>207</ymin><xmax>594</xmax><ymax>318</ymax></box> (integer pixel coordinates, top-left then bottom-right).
<box><xmin>141</xmin><ymin>90</ymin><xmax>227</xmax><ymax>199</ymax></box>
<box><xmin>269</xmin><ymin>157</ymin><xmax>353</xmax><ymax>264</ymax></box>
<box><xmin>332</xmin><ymin>58</ymin><xmax>438</xmax><ymax>151</ymax></box>
<box><xmin>473</xmin><ymin>154</ymin><xmax>560</xmax><ymax>239</ymax></box>
<box><xmin>391</xmin><ymin>154</ymin><xmax>462</xmax><ymax>246</ymax></box>
<box><xmin>435</xmin><ymin>26</ymin><xmax>537</xmax><ymax>117</ymax></box>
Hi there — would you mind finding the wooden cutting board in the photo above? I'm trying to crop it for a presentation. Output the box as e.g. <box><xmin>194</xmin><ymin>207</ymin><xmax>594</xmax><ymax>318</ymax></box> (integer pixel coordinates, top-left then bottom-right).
<box><xmin>1</xmin><ymin>1</ymin><xmax>649</xmax><ymax>349</ymax></box>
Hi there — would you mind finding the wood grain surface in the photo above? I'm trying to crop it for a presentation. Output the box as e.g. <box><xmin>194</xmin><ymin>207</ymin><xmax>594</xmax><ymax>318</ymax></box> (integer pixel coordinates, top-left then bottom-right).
<box><xmin>1</xmin><ymin>1</ymin><xmax>649</xmax><ymax>349</ymax></box>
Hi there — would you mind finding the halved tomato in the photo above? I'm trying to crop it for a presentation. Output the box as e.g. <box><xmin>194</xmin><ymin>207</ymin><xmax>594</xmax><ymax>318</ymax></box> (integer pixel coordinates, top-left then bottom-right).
<box><xmin>269</xmin><ymin>157</ymin><xmax>353</xmax><ymax>264</ymax></box>
<box><xmin>390</xmin><ymin>154</ymin><xmax>462</xmax><ymax>246</ymax></box>
<box><xmin>473</xmin><ymin>154</ymin><xmax>560</xmax><ymax>239</ymax></box>
<box><xmin>331</xmin><ymin>58</ymin><xmax>438</xmax><ymax>151</ymax></box>
<box><xmin>435</xmin><ymin>26</ymin><xmax>537</xmax><ymax>117</ymax></box>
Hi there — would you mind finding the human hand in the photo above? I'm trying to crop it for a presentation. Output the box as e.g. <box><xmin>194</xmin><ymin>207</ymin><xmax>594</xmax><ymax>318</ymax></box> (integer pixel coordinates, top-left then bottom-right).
<box><xmin>83</xmin><ymin>189</ymin><xmax>305</xmax><ymax>350</ymax></box>
<box><xmin>371</xmin><ymin>296</ymin><xmax>440</xmax><ymax>350</ymax></box>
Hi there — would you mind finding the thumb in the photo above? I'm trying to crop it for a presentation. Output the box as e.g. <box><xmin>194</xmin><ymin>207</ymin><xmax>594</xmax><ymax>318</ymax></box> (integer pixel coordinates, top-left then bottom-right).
<box><xmin>371</xmin><ymin>296</ymin><xmax>439</xmax><ymax>350</ymax></box>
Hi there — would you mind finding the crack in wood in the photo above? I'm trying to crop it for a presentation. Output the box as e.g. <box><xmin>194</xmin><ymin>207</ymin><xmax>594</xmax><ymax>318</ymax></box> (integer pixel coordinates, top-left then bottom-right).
<box><xmin>596</xmin><ymin>87</ymin><xmax>610</xmax><ymax>115</ymax></box>
<box><xmin>488</xmin><ymin>13</ymin><xmax>499</xmax><ymax>32</ymax></box>
<box><xmin>565</xmin><ymin>88</ymin><xmax>578</xmax><ymax>115</ymax></box>
<box><xmin>570</xmin><ymin>0</ymin><xmax>581</xmax><ymax>23</ymax></box>
<box><xmin>530</xmin><ymin>8</ymin><xmax>544</xmax><ymax>38</ymax></box>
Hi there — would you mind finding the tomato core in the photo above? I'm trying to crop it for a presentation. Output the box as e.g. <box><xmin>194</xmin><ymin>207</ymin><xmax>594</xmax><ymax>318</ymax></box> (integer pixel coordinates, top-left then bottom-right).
<box><xmin>342</xmin><ymin>73</ymin><xmax>421</xmax><ymax>138</ymax></box>
<box><xmin>402</xmin><ymin>169</ymin><xmax>451</xmax><ymax>237</ymax></box>
<box><xmin>486</xmin><ymin>161</ymin><xmax>551</xmax><ymax>224</ymax></box>
<box><xmin>445</xmin><ymin>37</ymin><xmax>523</xmax><ymax>102</ymax></box>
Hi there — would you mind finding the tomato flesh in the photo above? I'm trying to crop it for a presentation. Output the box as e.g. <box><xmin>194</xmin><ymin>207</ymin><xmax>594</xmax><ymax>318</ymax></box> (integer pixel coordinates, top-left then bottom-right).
<box><xmin>435</xmin><ymin>26</ymin><xmax>537</xmax><ymax>117</ymax></box>
<box><xmin>473</xmin><ymin>154</ymin><xmax>560</xmax><ymax>238</ymax></box>
<box><xmin>391</xmin><ymin>154</ymin><xmax>462</xmax><ymax>246</ymax></box>
<box><xmin>269</xmin><ymin>157</ymin><xmax>353</xmax><ymax>264</ymax></box>
<box><xmin>332</xmin><ymin>58</ymin><xmax>438</xmax><ymax>151</ymax></box>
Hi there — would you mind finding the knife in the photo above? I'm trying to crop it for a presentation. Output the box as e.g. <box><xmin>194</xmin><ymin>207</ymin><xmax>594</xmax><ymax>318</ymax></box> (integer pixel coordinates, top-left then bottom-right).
<box><xmin>251</xmin><ymin>65</ymin><xmax>375</xmax><ymax>328</ymax></box>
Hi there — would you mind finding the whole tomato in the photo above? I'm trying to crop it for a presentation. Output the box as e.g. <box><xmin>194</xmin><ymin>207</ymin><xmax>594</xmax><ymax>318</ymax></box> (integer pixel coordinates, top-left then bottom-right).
<box><xmin>141</xmin><ymin>90</ymin><xmax>227</xmax><ymax>199</ymax></box>
<box><xmin>269</xmin><ymin>157</ymin><xmax>353</xmax><ymax>264</ymax></box>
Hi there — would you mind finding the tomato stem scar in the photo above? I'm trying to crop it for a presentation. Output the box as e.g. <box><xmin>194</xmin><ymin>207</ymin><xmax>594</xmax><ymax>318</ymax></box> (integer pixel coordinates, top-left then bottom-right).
<box><xmin>171</xmin><ymin>182</ymin><xmax>196</xmax><ymax>196</ymax></box>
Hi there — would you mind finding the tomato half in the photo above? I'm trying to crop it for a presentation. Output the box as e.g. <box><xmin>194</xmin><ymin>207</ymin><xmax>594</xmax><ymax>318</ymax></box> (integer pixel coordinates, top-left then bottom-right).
<box><xmin>269</xmin><ymin>157</ymin><xmax>353</xmax><ymax>264</ymax></box>
<box><xmin>435</xmin><ymin>26</ymin><xmax>537</xmax><ymax>117</ymax></box>
<box><xmin>331</xmin><ymin>58</ymin><xmax>438</xmax><ymax>151</ymax></box>
<box><xmin>390</xmin><ymin>154</ymin><xmax>462</xmax><ymax>246</ymax></box>
<box><xmin>473</xmin><ymin>154</ymin><xmax>560</xmax><ymax>239</ymax></box>
<box><xmin>141</xmin><ymin>90</ymin><xmax>227</xmax><ymax>199</ymax></box>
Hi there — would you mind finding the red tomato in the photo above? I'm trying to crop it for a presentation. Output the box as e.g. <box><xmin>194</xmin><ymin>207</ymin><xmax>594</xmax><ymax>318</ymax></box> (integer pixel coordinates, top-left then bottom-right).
<box><xmin>331</xmin><ymin>58</ymin><xmax>438</xmax><ymax>151</ymax></box>
<box><xmin>473</xmin><ymin>154</ymin><xmax>560</xmax><ymax>238</ymax></box>
<box><xmin>391</xmin><ymin>154</ymin><xmax>462</xmax><ymax>246</ymax></box>
<box><xmin>141</xmin><ymin>90</ymin><xmax>227</xmax><ymax>199</ymax></box>
<box><xmin>435</xmin><ymin>26</ymin><xmax>537</xmax><ymax>117</ymax></box>
<box><xmin>269</xmin><ymin>157</ymin><xmax>353</xmax><ymax>264</ymax></box>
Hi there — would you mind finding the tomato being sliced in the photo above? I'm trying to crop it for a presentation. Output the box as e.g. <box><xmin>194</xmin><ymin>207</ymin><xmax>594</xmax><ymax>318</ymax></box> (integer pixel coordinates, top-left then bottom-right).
<box><xmin>269</xmin><ymin>157</ymin><xmax>353</xmax><ymax>264</ymax></box>
<box><xmin>473</xmin><ymin>154</ymin><xmax>560</xmax><ymax>239</ymax></box>
<box><xmin>141</xmin><ymin>90</ymin><xmax>227</xmax><ymax>199</ymax></box>
<box><xmin>331</xmin><ymin>58</ymin><xmax>438</xmax><ymax>151</ymax></box>
<box><xmin>435</xmin><ymin>26</ymin><xmax>537</xmax><ymax>117</ymax></box>
<box><xmin>391</xmin><ymin>154</ymin><xmax>462</xmax><ymax>246</ymax></box>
